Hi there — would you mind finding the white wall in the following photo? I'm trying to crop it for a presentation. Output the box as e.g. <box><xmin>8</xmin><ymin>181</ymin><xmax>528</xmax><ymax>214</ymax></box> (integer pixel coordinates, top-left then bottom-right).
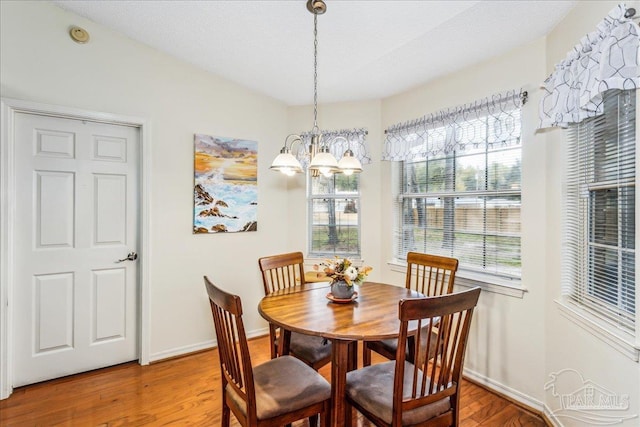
<box><xmin>544</xmin><ymin>1</ymin><xmax>640</xmax><ymax>425</ymax></box>
<box><xmin>285</xmin><ymin>100</ymin><xmax>383</xmax><ymax>278</ymax></box>
<box><xmin>2</xmin><ymin>0</ymin><xmax>639</xmax><ymax>423</ymax></box>
<box><xmin>378</xmin><ymin>36</ymin><xmax>549</xmax><ymax>407</ymax></box>
<box><xmin>307</xmin><ymin>0</ymin><xmax>640</xmax><ymax>419</ymax></box>
<box><xmin>0</xmin><ymin>0</ymin><xmax>291</xmax><ymax>361</ymax></box>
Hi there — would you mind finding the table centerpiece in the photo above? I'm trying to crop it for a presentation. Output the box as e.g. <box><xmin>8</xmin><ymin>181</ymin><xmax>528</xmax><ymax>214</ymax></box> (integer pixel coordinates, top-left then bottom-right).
<box><xmin>316</xmin><ymin>257</ymin><xmax>372</xmax><ymax>300</ymax></box>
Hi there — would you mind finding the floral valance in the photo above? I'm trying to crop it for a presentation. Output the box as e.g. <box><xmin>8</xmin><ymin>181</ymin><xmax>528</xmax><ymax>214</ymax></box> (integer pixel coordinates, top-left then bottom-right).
<box><xmin>382</xmin><ymin>89</ymin><xmax>526</xmax><ymax>162</ymax></box>
<box><xmin>296</xmin><ymin>128</ymin><xmax>371</xmax><ymax>168</ymax></box>
<box><xmin>539</xmin><ymin>4</ymin><xmax>640</xmax><ymax>129</ymax></box>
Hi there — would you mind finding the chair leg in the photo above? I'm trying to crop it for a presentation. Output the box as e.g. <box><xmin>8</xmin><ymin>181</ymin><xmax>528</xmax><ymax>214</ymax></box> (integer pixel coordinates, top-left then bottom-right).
<box><xmin>222</xmin><ymin>403</ymin><xmax>230</xmax><ymax>427</ymax></box>
<box><xmin>269</xmin><ymin>324</ymin><xmax>279</xmax><ymax>359</ymax></box>
<box><xmin>362</xmin><ymin>342</ymin><xmax>372</xmax><ymax>367</ymax></box>
<box><xmin>321</xmin><ymin>400</ymin><xmax>330</xmax><ymax>427</ymax></box>
<box><xmin>345</xmin><ymin>400</ymin><xmax>353</xmax><ymax>426</ymax></box>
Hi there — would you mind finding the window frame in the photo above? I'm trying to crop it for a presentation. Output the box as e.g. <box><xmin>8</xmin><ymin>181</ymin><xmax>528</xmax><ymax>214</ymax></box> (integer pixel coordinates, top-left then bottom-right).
<box><xmin>392</xmin><ymin>110</ymin><xmax>523</xmax><ymax>284</ymax></box>
<box><xmin>307</xmin><ymin>171</ymin><xmax>361</xmax><ymax>258</ymax></box>
<box><xmin>557</xmin><ymin>89</ymin><xmax>639</xmax><ymax>360</ymax></box>
<box><xmin>562</xmin><ymin>89</ymin><xmax>637</xmax><ymax>331</ymax></box>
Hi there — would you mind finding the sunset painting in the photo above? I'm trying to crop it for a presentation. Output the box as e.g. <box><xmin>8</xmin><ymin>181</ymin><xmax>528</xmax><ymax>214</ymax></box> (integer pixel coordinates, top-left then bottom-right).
<box><xmin>193</xmin><ymin>134</ymin><xmax>257</xmax><ymax>233</ymax></box>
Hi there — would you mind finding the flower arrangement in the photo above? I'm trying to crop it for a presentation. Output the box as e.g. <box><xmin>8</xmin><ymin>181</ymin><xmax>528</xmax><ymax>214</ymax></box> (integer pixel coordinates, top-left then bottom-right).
<box><xmin>315</xmin><ymin>257</ymin><xmax>372</xmax><ymax>287</ymax></box>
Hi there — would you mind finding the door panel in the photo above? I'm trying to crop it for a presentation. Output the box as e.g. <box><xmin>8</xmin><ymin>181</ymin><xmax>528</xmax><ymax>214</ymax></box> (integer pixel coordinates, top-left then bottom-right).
<box><xmin>13</xmin><ymin>113</ymin><xmax>139</xmax><ymax>387</ymax></box>
<box><xmin>35</xmin><ymin>171</ymin><xmax>75</xmax><ymax>248</ymax></box>
<box><xmin>34</xmin><ymin>272</ymin><xmax>74</xmax><ymax>352</ymax></box>
<box><xmin>92</xmin><ymin>268</ymin><xmax>126</xmax><ymax>342</ymax></box>
<box><xmin>94</xmin><ymin>174</ymin><xmax>127</xmax><ymax>245</ymax></box>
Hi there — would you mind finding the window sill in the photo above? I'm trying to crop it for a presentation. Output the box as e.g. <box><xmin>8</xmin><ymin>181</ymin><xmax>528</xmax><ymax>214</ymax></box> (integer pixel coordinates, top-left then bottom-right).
<box><xmin>306</xmin><ymin>256</ymin><xmax>364</xmax><ymax>265</ymax></box>
<box><xmin>387</xmin><ymin>260</ymin><xmax>527</xmax><ymax>299</ymax></box>
<box><xmin>554</xmin><ymin>299</ymin><xmax>639</xmax><ymax>362</ymax></box>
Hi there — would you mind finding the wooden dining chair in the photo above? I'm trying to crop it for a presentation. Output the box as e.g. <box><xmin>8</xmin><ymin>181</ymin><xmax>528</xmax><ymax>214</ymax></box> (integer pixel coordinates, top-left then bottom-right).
<box><xmin>204</xmin><ymin>276</ymin><xmax>331</xmax><ymax>427</ymax></box>
<box><xmin>363</xmin><ymin>252</ymin><xmax>458</xmax><ymax>366</ymax></box>
<box><xmin>345</xmin><ymin>287</ymin><xmax>481</xmax><ymax>427</ymax></box>
<box><xmin>258</xmin><ymin>252</ymin><xmax>332</xmax><ymax>370</ymax></box>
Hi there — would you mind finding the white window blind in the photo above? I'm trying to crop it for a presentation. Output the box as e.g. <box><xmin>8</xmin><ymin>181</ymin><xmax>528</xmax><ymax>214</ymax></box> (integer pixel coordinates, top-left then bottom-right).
<box><xmin>564</xmin><ymin>89</ymin><xmax>636</xmax><ymax>332</ymax></box>
<box><xmin>387</xmin><ymin>91</ymin><xmax>524</xmax><ymax>279</ymax></box>
<box><xmin>308</xmin><ymin>173</ymin><xmax>360</xmax><ymax>257</ymax></box>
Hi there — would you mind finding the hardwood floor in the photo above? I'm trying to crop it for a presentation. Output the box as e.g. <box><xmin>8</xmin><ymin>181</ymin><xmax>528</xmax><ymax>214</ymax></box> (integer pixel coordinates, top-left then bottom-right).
<box><xmin>0</xmin><ymin>336</ymin><xmax>545</xmax><ymax>426</ymax></box>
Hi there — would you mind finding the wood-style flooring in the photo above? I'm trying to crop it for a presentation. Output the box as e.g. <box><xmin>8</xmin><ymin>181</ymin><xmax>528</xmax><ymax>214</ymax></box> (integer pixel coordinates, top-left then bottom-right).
<box><xmin>0</xmin><ymin>336</ymin><xmax>546</xmax><ymax>426</ymax></box>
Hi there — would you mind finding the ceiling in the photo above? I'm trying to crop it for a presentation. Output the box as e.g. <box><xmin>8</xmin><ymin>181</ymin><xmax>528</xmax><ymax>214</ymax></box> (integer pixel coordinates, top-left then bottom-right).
<box><xmin>52</xmin><ymin>0</ymin><xmax>578</xmax><ymax>106</ymax></box>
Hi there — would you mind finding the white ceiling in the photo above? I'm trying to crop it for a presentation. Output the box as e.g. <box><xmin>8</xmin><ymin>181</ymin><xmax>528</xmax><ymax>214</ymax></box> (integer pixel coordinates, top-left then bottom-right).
<box><xmin>52</xmin><ymin>0</ymin><xmax>578</xmax><ymax>106</ymax></box>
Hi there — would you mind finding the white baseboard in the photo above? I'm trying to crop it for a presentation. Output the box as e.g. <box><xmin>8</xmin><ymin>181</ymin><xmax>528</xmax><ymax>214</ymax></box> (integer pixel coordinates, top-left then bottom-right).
<box><xmin>148</xmin><ymin>335</ymin><xmax>555</xmax><ymax>425</ymax></box>
<box><xmin>148</xmin><ymin>327</ymin><xmax>269</xmax><ymax>363</ymax></box>
<box><xmin>463</xmin><ymin>367</ymin><xmax>544</xmax><ymax>413</ymax></box>
<box><xmin>543</xmin><ymin>403</ymin><xmax>563</xmax><ymax>426</ymax></box>
<box><xmin>148</xmin><ymin>340</ymin><xmax>216</xmax><ymax>363</ymax></box>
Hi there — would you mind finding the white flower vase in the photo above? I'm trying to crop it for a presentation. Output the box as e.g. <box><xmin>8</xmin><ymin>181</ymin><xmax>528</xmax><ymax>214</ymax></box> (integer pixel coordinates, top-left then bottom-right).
<box><xmin>331</xmin><ymin>280</ymin><xmax>354</xmax><ymax>299</ymax></box>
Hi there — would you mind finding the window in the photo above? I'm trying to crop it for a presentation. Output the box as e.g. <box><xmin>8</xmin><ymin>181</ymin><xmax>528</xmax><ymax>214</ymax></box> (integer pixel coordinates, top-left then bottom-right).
<box><xmin>394</xmin><ymin>109</ymin><xmax>522</xmax><ymax>279</ymax></box>
<box><xmin>308</xmin><ymin>173</ymin><xmax>360</xmax><ymax>257</ymax></box>
<box><xmin>564</xmin><ymin>89</ymin><xmax>636</xmax><ymax>333</ymax></box>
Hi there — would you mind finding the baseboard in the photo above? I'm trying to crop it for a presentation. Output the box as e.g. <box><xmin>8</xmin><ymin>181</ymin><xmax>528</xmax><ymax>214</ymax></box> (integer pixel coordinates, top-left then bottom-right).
<box><xmin>463</xmin><ymin>367</ymin><xmax>544</xmax><ymax>414</ymax></box>
<box><xmin>543</xmin><ymin>403</ymin><xmax>562</xmax><ymax>427</ymax></box>
<box><xmin>148</xmin><ymin>327</ymin><xmax>269</xmax><ymax>363</ymax></box>
<box><xmin>149</xmin><ymin>340</ymin><xmax>216</xmax><ymax>363</ymax></box>
<box><xmin>148</xmin><ymin>335</ymin><xmax>560</xmax><ymax>427</ymax></box>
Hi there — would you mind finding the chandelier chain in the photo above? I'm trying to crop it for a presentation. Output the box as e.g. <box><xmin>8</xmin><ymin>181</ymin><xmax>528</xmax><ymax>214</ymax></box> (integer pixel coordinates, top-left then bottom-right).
<box><xmin>312</xmin><ymin>11</ymin><xmax>319</xmax><ymax>134</ymax></box>
<box><xmin>270</xmin><ymin>0</ymin><xmax>368</xmax><ymax>176</ymax></box>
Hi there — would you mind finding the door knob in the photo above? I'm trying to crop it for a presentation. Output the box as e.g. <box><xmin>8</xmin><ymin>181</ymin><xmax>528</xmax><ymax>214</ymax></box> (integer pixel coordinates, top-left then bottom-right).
<box><xmin>116</xmin><ymin>252</ymin><xmax>138</xmax><ymax>263</ymax></box>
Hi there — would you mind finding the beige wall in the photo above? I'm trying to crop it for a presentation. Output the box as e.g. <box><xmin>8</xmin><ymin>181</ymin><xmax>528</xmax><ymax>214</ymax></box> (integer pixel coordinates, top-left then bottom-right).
<box><xmin>543</xmin><ymin>1</ymin><xmax>640</xmax><ymax>425</ymax></box>
<box><xmin>379</xmin><ymin>36</ymin><xmax>549</xmax><ymax>406</ymax></box>
<box><xmin>1</xmin><ymin>0</ymin><xmax>291</xmax><ymax>361</ymax></box>
<box><xmin>285</xmin><ymin>100</ymin><xmax>383</xmax><ymax>278</ymax></box>
<box><xmin>2</xmin><ymin>0</ymin><xmax>639</xmax><ymax>422</ymax></box>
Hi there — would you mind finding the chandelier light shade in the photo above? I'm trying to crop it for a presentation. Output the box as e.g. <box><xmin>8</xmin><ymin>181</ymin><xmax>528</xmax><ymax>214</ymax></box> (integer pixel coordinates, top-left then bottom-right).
<box><xmin>336</xmin><ymin>149</ymin><xmax>362</xmax><ymax>176</ymax></box>
<box><xmin>309</xmin><ymin>146</ymin><xmax>340</xmax><ymax>177</ymax></box>
<box><xmin>269</xmin><ymin>149</ymin><xmax>303</xmax><ymax>176</ymax></box>
<box><xmin>270</xmin><ymin>0</ymin><xmax>368</xmax><ymax>177</ymax></box>
<box><xmin>269</xmin><ymin>135</ymin><xmax>304</xmax><ymax>175</ymax></box>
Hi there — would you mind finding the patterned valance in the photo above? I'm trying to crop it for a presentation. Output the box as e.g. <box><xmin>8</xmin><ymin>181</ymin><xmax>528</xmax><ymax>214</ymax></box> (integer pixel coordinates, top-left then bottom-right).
<box><xmin>539</xmin><ymin>4</ymin><xmax>640</xmax><ymax>129</ymax></box>
<box><xmin>296</xmin><ymin>128</ymin><xmax>371</xmax><ymax>168</ymax></box>
<box><xmin>382</xmin><ymin>90</ymin><xmax>526</xmax><ymax>162</ymax></box>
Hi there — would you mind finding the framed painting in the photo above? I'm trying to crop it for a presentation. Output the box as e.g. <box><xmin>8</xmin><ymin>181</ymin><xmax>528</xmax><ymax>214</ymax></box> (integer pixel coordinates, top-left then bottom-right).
<box><xmin>193</xmin><ymin>134</ymin><xmax>257</xmax><ymax>233</ymax></box>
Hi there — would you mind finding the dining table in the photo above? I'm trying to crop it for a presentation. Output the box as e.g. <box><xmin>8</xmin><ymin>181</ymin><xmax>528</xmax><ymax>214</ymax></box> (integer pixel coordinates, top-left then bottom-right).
<box><xmin>258</xmin><ymin>281</ymin><xmax>423</xmax><ymax>426</ymax></box>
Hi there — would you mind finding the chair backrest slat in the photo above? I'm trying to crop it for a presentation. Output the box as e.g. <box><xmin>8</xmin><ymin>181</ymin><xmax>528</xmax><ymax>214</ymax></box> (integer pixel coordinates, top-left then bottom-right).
<box><xmin>405</xmin><ymin>252</ymin><xmax>458</xmax><ymax>297</ymax></box>
<box><xmin>394</xmin><ymin>287</ymin><xmax>480</xmax><ymax>426</ymax></box>
<box><xmin>205</xmin><ymin>276</ymin><xmax>257</xmax><ymax>423</ymax></box>
<box><xmin>259</xmin><ymin>252</ymin><xmax>305</xmax><ymax>294</ymax></box>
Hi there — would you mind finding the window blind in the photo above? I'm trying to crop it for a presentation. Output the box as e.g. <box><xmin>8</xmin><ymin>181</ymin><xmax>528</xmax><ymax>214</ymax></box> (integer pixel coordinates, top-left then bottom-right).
<box><xmin>564</xmin><ymin>89</ymin><xmax>636</xmax><ymax>332</ymax></box>
<box><xmin>391</xmin><ymin>100</ymin><xmax>523</xmax><ymax>279</ymax></box>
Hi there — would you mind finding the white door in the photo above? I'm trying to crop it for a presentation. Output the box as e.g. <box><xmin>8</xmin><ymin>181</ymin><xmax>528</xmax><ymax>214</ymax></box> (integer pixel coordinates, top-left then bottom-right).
<box><xmin>12</xmin><ymin>112</ymin><xmax>139</xmax><ymax>387</ymax></box>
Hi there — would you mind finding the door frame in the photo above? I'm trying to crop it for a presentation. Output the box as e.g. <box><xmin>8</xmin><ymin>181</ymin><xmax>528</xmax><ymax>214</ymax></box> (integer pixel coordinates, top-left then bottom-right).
<box><xmin>0</xmin><ymin>98</ymin><xmax>152</xmax><ymax>399</ymax></box>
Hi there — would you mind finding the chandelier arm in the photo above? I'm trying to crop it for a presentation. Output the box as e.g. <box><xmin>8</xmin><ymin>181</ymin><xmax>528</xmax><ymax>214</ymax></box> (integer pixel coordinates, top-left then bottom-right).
<box><xmin>284</xmin><ymin>133</ymin><xmax>303</xmax><ymax>150</ymax></box>
<box><xmin>273</xmin><ymin>0</ymin><xmax>367</xmax><ymax>177</ymax></box>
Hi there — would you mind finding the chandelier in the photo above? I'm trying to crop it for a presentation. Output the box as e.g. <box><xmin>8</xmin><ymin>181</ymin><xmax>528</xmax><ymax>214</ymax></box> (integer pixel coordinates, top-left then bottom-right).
<box><xmin>270</xmin><ymin>0</ymin><xmax>365</xmax><ymax>178</ymax></box>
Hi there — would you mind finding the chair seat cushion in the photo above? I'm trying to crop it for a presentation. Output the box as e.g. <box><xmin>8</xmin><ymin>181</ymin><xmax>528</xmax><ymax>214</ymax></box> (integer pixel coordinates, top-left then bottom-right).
<box><xmin>227</xmin><ymin>355</ymin><xmax>331</xmax><ymax>420</ymax></box>
<box><xmin>376</xmin><ymin>337</ymin><xmax>399</xmax><ymax>353</ymax></box>
<box><xmin>346</xmin><ymin>361</ymin><xmax>451</xmax><ymax>425</ymax></box>
<box><xmin>290</xmin><ymin>332</ymin><xmax>332</xmax><ymax>364</ymax></box>
<box><xmin>276</xmin><ymin>331</ymin><xmax>332</xmax><ymax>365</ymax></box>
<box><xmin>371</xmin><ymin>327</ymin><xmax>439</xmax><ymax>364</ymax></box>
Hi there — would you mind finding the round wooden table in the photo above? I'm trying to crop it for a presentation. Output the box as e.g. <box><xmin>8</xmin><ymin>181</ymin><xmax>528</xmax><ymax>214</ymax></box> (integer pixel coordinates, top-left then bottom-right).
<box><xmin>258</xmin><ymin>281</ymin><xmax>423</xmax><ymax>427</ymax></box>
